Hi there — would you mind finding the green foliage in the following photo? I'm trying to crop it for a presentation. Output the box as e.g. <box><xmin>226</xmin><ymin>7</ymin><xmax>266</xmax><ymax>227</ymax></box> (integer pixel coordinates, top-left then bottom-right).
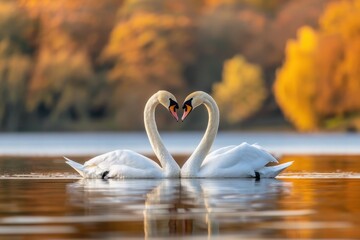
<box><xmin>213</xmin><ymin>55</ymin><xmax>267</xmax><ymax>124</ymax></box>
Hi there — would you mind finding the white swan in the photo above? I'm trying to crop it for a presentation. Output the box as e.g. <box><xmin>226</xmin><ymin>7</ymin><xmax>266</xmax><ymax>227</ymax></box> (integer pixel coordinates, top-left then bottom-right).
<box><xmin>180</xmin><ymin>91</ymin><xmax>293</xmax><ymax>178</ymax></box>
<box><xmin>65</xmin><ymin>90</ymin><xmax>181</xmax><ymax>179</ymax></box>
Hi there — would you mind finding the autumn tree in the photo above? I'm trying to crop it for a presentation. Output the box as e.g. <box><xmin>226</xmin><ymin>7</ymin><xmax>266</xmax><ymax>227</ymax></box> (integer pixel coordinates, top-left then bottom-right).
<box><xmin>269</xmin><ymin>0</ymin><xmax>331</xmax><ymax>66</ymax></box>
<box><xmin>19</xmin><ymin>0</ymin><xmax>122</xmax><ymax>61</ymax></box>
<box><xmin>197</xmin><ymin>0</ymin><xmax>334</xmax><ymax>122</ymax></box>
<box><xmin>315</xmin><ymin>0</ymin><xmax>360</xmax><ymax>118</ymax></box>
<box><xmin>18</xmin><ymin>0</ymin><xmax>124</xmax><ymax>129</ymax></box>
<box><xmin>202</xmin><ymin>0</ymin><xmax>289</xmax><ymax>12</ymax></box>
<box><xmin>274</xmin><ymin>26</ymin><xmax>319</xmax><ymax>131</ymax></box>
<box><xmin>195</xmin><ymin>4</ymin><xmax>269</xmax><ymax>92</ymax></box>
<box><xmin>101</xmin><ymin>12</ymin><xmax>195</xmax><ymax>129</ymax></box>
<box><xmin>213</xmin><ymin>55</ymin><xmax>267</xmax><ymax>125</ymax></box>
<box><xmin>0</xmin><ymin>1</ymin><xmax>34</xmax><ymax>130</ymax></box>
<box><xmin>0</xmin><ymin>0</ymin><xmax>349</xmax><ymax>131</ymax></box>
<box><xmin>120</xmin><ymin>0</ymin><xmax>201</xmax><ymax>16</ymax></box>
<box><xmin>27</xmin><ymin>28</ymin><xmax>96</xmax><ymax>128</ymax></box>
<box><xmin>274</xmin><ymin>0</ymin><xmax>360</xmax><ymax>131</ymax></box>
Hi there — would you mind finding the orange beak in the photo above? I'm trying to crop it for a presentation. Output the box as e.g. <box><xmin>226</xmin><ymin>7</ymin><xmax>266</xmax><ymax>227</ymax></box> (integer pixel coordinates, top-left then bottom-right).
<box><xmin>181</xmin><ymin>105</ymin><xmax>192</xmax><ymax>121</ymax></box>
<box><xmin>169</xmin><ymin>105</ymin><xmax>179</xmax><ymax>122</ymax></box>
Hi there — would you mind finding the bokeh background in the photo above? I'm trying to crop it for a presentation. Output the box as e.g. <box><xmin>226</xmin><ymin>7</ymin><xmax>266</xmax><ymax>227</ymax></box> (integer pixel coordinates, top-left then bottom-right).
<box><xmin>1</xmin><ymin>0</ymin><xmax>359</xmax><ymax>132</ymax></box>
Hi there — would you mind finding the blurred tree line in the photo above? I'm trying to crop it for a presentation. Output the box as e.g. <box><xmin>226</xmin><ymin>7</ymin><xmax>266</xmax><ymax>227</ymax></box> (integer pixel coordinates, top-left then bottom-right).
<box><xmin>0</xmin><ymin>0</ymin><xmax>356</xmax><ymax>131</ymax></box>
<box><xmin>274</xmin><ymin>0</ymin><xmax>360</xmax><ymax>131</ymax></box>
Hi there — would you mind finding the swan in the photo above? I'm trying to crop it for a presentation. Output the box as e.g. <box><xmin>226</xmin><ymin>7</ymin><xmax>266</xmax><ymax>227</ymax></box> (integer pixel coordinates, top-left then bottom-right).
<box><xmin>65</xmin><ymin>90</ymin><xmax>181</xmax><ymax>179</ymax></box>
<box><xmin>180</xmin><ymin>91</ymin><xmax>293</xmax><ymax>178</ymax></box>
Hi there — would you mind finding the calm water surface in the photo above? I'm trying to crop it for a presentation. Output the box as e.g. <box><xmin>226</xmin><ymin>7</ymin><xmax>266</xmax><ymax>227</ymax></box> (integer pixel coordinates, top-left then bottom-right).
<box><xmin>0</xmin><ymin>155</ymin><xmax>360</xmax><ymax>239</ymax></box>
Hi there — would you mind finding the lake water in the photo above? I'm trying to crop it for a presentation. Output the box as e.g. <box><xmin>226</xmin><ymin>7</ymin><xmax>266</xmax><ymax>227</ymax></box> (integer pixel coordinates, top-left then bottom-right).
<box><xmin>1</xmin><ymin>133</ymin><xmax>360</xmax><ymax>239</ymax></box>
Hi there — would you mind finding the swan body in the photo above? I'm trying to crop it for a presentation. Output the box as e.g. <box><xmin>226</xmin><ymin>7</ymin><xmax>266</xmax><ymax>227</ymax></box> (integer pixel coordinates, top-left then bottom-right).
<box><xmin>65</xmin><ymin>150</ymin><xmax>164</xmax><ymax>178</ymax></box>
<box><xmin>180</xmin><ymin>91</ymin><xmax>293</xmax><ymax>178</ymax></box>
<box><xmin>199</xmin><ymin>142</ymin><xmax>292</xmax><ymax>178</ymax></box>
<box><xmin>65</xmin><ymin>91</ymin><xmax>180</xmax><ymax>179</ymax></box>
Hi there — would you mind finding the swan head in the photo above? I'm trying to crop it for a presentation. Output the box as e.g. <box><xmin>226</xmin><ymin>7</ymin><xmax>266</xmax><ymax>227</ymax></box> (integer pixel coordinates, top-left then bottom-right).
<box><xmin>157</xmin><ymin>90</ymin><xmax>179</xmax><ymax>121</ymax></box>
<box><xmin>181</xmin><ymin>91</ymin><xmax>208</xmax><ymax>121</ymax></box>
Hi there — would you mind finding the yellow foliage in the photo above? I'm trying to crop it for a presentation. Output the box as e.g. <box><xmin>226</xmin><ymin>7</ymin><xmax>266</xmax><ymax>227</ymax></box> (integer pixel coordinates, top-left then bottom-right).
<box><xmin>213</xmin><ymin>55</ymin><xmax>266</xmax><ymax>124</ymax></box>
<box><xmin>275</xmin><ymin>0</ymin><xmax>360</xmax><ymax>131</ymax></box>
<box><xmin>316</xmin><ymin>0</ymin><xmax>360</xmax><ymax>117</ymax></box>
<box><xmin>320</xmin><ymin>0</ymin><xmax>360</xmax><ymax>40</ymax></box>
<box><xmin>274</xmin><ymin>26</ymin><xmax>319</xmax><ymax>131</ymax></box>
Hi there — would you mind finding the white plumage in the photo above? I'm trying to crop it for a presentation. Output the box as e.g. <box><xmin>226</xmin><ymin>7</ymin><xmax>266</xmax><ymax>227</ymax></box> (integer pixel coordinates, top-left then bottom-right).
<box><xmin>65</xmin><ymin>150</ymin><xmax>164</xmax><ymax>178</ymax></box>
<box><xmin>65</xmin><ymin>91</ymin><xmax>181</xmax><ymax>179</ymax></box>
<box><xmin>181</xmin><ymin>91</ymin><xmax>293</xmax><ymax>178</ymax></box>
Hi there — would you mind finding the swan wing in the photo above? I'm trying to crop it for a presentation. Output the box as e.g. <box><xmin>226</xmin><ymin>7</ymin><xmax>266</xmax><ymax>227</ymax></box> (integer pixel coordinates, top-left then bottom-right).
<box><xmin>199</xmin><ymin>143</ymin><xmax>280</xmax><ymax>178</ymax></box>
<box><xmin>206</xmin><ymin>145</ymin><xmax>237</xmax><ymax>158</ymax></box>
<box><xmin>106</xmin><ymin>164</ymin><xmax>164</xmax><ymax>179</ymax></box>
<box><xmin>66</xmin><ymin>149</ymin><xmax>162</xmax><ymax>178</ymax></box>
<box><xmin>203</xmin><ymin>142</ymin><xmax>277</xmax><ymax>168</ymax></box>
<box><xmin>257</xmin><ymin>161</ymin><xmax>294</xmax><ymax>178</ymax></box>
<box><xmin>64</xmin><ymin>157</ymin><xmax>85</xmax><ymax>177</ymax></box>
<box><xmin>84</xmin><ymin>149</ymin><xmax>160</xmax><ymax>170</ymax></box>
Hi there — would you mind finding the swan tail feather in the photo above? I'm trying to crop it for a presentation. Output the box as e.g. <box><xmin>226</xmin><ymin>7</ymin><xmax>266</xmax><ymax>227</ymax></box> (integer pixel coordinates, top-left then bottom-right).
<box><xmin>258</xmin><ymin>161</ymin><xmax>294</xmax><ymax>178</ymax></box>
<box><xmin>64</xmin><ymin>157</ymin><xmax>85</xmax><ymax>177</ymax></box>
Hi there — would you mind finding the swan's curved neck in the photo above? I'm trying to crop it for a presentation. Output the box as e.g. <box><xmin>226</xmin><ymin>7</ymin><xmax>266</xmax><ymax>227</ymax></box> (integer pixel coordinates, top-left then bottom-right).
<box><xmin>182</xmin><ymin>96</ymin><xmax>219</xmax><ymax>177</ymax></box>
<box><xmin>144</xmin><ymin>95</ymin><xmax>180</xmax><ymax>177</ymax></box>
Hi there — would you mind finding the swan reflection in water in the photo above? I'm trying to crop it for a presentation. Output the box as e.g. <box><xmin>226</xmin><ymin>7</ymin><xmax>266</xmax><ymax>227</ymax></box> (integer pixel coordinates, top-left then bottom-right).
<box><xmin>181</xmin><ymin>178</ymin><xmax>292</xmax><ymax>237</ymax></box>
<box><xmin>67</xmin><ymin>178</ymin><xmax>291</xmax><ymax>237</ymax></box>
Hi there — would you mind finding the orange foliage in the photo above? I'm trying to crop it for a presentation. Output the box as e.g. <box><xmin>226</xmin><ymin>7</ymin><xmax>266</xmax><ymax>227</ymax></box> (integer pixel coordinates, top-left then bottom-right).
<box><xmin>19</xmin><ymin>0</ymin><xmax>122</xmax><ymax>59</ymax></box>
<box><xmin>101</xmin><ymin>12</ymin><xmax>194</xmax><ymax>128</ymax></box>
<box><xmin>275</xmin><ymin>0</ymin><xmax>360</xmax><ymax>131</ymax></box>
<box><xmin>315</xmin><ymin>0</ymin><xmax>360</xmax><ymax>117</ymax></box>
<box><xmin>270</xmin><ymin>0</ymin><xmax>330</xmax><ymax>66</ymax></box>
<box><xmin>2</xmin><ymin>0</ymin><xmax>358</xmax><ymax>131</ymax></box>
<box><xmin>27</xmin><ymin>28</ymin><xmax>95</xmax><ymax>124</ymax></box>
<box><xmin>102</xmin><ymin>13</ymin><xmax>193</xmax><ymax>84</ymax></box>
<box><xmin>202</xmin><ymin>0</ymin><xmax>289</xmax><ymax>11</ymax></box>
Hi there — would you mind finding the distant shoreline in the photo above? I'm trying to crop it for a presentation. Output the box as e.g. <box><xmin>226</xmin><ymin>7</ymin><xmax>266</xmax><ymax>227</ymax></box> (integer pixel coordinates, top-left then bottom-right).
<box><xmin>1</xmin><ymin>132</ymin><xmax>360</xmax><ymax>157</ymax></box>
